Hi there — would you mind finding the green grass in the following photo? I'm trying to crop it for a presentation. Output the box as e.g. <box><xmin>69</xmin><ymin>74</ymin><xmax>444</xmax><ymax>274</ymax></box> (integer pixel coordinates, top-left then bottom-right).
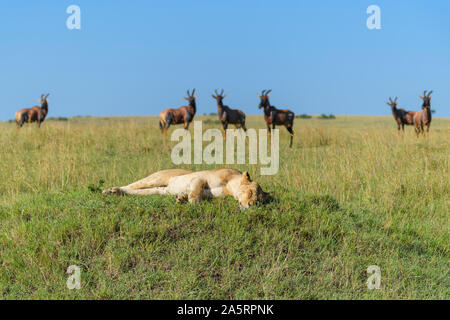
<box><xmin>0</xmin><ymin>115</ymin><xmax>448</xmax><ymax>299</ymax></box>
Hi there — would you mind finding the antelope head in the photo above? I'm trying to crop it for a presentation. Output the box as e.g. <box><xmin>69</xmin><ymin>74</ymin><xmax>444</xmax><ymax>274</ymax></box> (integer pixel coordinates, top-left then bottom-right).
<box><xmin>211</xmin><ymin>89</ymin><xmax>227</xmax><ymax>104</ymax></box>
<box><xmin>387</xmin><ymin>96</ymin><xmax>399</xmax><ymax>110</ymax></box>
<box><xmin>257</xmin><ymin>89</ymin><xmax>271</xmax><ymax>109</ymax></box>
<box><xmin>38</xmin><ymin>93</ymin><xmax>50</xmax><ymax>109</ymax></box>
<box><xmin>184</xmin><ymin>89</ymin><xmax>197</xmax><ymax>104</ymax></box>
<box><xmin>419</xmin><ymin>90</ymin><xmax>433</xmax><ymax>109</ymax></box>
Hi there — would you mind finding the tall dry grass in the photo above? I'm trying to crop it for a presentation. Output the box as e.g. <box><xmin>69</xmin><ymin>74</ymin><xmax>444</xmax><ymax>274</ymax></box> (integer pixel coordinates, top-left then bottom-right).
<box><xmin>1</xmin><ymin>115</ymin><xmax>448</xmax><ymax>211</ymax></box>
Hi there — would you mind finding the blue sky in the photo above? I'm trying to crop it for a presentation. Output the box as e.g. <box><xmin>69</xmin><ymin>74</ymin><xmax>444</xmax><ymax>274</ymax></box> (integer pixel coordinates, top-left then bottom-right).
<box><xmin>1</xmin><ymin>0</ymin><xmax>449</xmax><ymax>120</ymax></box>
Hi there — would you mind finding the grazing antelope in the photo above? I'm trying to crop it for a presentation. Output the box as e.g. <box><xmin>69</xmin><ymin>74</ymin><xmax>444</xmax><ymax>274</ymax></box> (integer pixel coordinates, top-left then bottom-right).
<box><xmin>212</xmin><ymin>89</ymin><xmax>247</xmax><ymax>132</ymax></box>
<box><xmin>413</xmin><ymin>90</ymin><xmax>433</xmax><ymax>137</ymax></box>
<box><xmin>257</xmin><ymin>89</ymin><xmax>295</xmax><ymax>148</ymax></box>
<box><xmin>15</xmin><ymin>94</ymin><xmax>50</xmax><ymax>128</ymax></box>
<box><xmin>387</xmin><ymin>96</ymin><xmax>416</xmax><ymax>132</ymax></box>
<box><xmin>159</xmin><ymin>89</ymin><xmax>197</xmax><ymax>136</ymax></box>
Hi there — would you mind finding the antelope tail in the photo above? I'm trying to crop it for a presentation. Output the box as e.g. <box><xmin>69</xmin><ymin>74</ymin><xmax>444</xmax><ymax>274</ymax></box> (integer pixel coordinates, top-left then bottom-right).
<box><xmin>159</xmin><ymin>113</ymin><xmax>167</xmax><ymax>133</ymax></box>
<box><xmin>15</xmin><ymin>111</ymin><xmax>25</xmax><ymax>126</ymax></box>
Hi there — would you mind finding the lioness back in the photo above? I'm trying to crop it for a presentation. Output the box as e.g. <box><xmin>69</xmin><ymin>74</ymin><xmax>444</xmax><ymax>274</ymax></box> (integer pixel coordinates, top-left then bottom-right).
<box><xmin>147</xmin><ymin>169</ymin><xmax>193</xmax><ymax>184</ymax></box>
<box><xmin>167</xmin><ymin>168</ymin><xmax>242</xmax><ymax>191</ymax></box>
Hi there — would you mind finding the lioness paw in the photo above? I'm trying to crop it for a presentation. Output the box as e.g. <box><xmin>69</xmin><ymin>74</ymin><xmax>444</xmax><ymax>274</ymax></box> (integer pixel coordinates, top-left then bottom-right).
<box><xmin>102</xmin><ymin>187</ymin><xmax>123</xmax><ymax>195</ymax></box>
<box><xmin>176</xmin><ymin>192</ymin><xmax>189</xmax><ymax>203</ymax></box>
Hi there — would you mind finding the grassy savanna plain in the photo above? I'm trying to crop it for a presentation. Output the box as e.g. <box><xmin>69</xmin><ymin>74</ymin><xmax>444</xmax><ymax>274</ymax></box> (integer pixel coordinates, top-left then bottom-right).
<box><xmin>0</xmin><ymin>115</ymin><xmax>448</xmax><ymax>299</ymax></box>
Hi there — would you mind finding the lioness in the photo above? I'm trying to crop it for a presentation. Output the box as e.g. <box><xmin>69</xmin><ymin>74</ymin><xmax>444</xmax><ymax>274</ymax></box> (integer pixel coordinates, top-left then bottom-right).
<box><xmin>102</xmin><ymin>168</ymin><xmax>269</xmax><ymax>209</ymax></box>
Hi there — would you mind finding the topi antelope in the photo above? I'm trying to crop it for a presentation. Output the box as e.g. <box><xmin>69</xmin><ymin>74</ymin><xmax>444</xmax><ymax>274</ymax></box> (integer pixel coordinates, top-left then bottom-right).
<box><xmin>257</xmin><ymin>89</ymin><xmax>295</xmax><ymax>148</ymax></box>
<box><xmin>159</xmin><ymin>89</ymin><xmax>197</xmax><ymax>136</ymax></box>
<box><xmin>212</xmin><ymin>89</ymin><xmax>247</xmax><ymax>132</ymax></box>
<box><xmin>15</xmin><ymin>94</ymin><xmax>50</xmax><ymax>128</ymax></box>
<box><xmin>413</xmin><ymin>90</ymin><xmax>433</xmax><ymax>137</ymax></box>
<box><xmin>387</xmin><ymin>96</ymin><xmax>416</xmax><ymax>132</ymax></box>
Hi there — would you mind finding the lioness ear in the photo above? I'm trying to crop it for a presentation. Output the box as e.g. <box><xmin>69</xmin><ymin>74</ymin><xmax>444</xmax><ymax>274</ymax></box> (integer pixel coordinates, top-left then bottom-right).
<box><xmin>241</xmin><ymin>171</ymin><xmax>251</xmax><ymax>184</ymax></box>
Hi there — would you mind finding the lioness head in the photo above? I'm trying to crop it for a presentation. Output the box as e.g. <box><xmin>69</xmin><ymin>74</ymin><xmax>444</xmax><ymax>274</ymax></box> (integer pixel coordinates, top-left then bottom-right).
<box><xmin>238</xmin><ymin>171</ymin><xmax>269</xmax><ymax>210</ymax></box>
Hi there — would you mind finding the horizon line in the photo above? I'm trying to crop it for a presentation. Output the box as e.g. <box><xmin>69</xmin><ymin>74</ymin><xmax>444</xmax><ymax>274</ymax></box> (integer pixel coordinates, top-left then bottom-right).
<box><xmin>2</xmin><ymin>114</ymin><xmax>450</xmax><ymax>122</ymax></box>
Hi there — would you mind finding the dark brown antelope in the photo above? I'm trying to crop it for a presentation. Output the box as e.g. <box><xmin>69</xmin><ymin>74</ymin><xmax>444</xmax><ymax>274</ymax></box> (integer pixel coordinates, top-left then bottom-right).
<box><xmin>15</xmin><ymin>94</ymin><xmax>50</xmax><ymax>128</ymax></box>
<box><xmin>387</xmin><ymin>96</ymin><xmax>416</xmax><ymax>132</ymax></box>
<box><xmin>413</xmin><ymin>90</ymin><xmax>433</xmax><ymax>137</ymax></box>
<box><xmin>257</xmin><ymin>89</ymin><xmax>295</xmax><ymax>148</ymax></box>
<box><xmin>159</xmin><ymin>89</ymin><xmax>197</xmax><ymax>136</ymax></box>
<box><xmin>212</xmin><ymin>89</ymin><xmax>247</xmax><ymax>132</ymax></box>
